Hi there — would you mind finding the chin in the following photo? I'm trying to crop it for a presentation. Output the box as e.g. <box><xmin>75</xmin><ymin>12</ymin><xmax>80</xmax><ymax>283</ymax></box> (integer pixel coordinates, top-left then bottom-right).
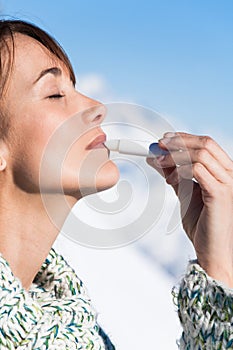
<box><xmin>95</xmin><ymin>160</ymin><xmax>120</xmax><ymax>192</ymax></box>
<box><xmin>63</xmin><ymin>160</ymin><xmax>120</xmax><ymax>198</ymax></box>
<box><xmin>84</xmin><ymin>160</ymin><xmax>120</xmax><ymax>196</ymax></box>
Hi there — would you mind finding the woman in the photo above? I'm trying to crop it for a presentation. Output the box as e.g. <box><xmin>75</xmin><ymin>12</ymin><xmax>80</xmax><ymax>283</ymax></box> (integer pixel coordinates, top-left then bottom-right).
<box><xmin>0</xmin><ymin>19</ymin><xmax>118</xmax><ymax>349</ymax></box>
<box><xmin>0</xmin><ymin>19</ymin><xmax>232</xmax><ymax>349</ymax></box>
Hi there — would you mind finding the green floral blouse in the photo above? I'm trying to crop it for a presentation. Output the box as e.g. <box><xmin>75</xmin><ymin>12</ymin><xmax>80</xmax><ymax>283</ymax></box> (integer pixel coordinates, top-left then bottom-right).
<box><xmin>0</xmin><ymin>247</ymin><xmax>115</xmax><ymax>349</ymax></box>
<box><xmin>1</xmin><ymin>247</ymin><xmax>233</xmax><ymax>349</ymax></box>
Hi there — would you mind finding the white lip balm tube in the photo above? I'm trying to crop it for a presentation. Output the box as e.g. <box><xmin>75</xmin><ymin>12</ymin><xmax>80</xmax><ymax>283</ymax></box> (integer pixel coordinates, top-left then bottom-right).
<box><xmin>104</xmin><ymin>139</ymin><xmax>169</xmax><ymax>158</ymax></box>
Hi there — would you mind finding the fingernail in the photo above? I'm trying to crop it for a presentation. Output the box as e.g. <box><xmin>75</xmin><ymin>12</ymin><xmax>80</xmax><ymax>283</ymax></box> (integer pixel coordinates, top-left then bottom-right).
<box><xmin>163</xmin><ymin>132</ymin><xmax>176</xmax><ymax>138</ymax></box>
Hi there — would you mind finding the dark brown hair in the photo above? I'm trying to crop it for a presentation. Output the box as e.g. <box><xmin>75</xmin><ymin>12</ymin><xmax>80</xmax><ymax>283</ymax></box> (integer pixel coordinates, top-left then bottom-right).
<box><xmin>0</xmin><ymin>19</ymin><xmax>76</xmax><ymax>139</ymax></box>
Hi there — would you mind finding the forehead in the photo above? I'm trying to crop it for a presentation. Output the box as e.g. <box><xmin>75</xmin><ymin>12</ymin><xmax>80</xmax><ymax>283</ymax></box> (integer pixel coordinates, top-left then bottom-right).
<box><xmin>11</xmin><ymin>33</ymin><xmax>68</xmax><ymax>85</ymax></box>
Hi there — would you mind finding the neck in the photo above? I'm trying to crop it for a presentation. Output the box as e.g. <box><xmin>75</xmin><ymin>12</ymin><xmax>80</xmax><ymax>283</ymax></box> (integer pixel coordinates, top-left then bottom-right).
<box><xmin>0</xmin><ymin>186</ymin><xmax>77</xmax><ymax>291</ymax></box>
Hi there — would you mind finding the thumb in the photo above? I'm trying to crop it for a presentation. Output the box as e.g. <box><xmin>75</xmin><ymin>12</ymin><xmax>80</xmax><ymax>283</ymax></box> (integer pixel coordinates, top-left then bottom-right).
<box><xmin>146</xmin><ymin>157</ymin><xmax>179</xmax><ymax>193</ymax></box>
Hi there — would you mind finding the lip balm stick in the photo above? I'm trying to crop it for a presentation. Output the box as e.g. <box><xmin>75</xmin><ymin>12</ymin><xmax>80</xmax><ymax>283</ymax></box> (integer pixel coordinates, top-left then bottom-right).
<box><xmin>104</xmin><ymin>139</ymin><xmax>169</xmax><ymax>158</ymax></box>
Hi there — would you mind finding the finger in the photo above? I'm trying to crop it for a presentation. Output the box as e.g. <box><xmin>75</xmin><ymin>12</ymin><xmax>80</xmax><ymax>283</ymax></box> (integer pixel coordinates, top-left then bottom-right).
<box><xmin>146</xmin><ymin>157</ymin><xmax>174</xmax><ymax>178</ymax></box>
<box><xmin>158</xmin><ymin>149</ymin><xmax>233</xmax><ymax>184</ymax></box>
<box><xmin>146</xmin><ymin>157</ymin><xmax>179</xmax><ymax>190</ymax></box>
<box><xmin>156</xmin><ymin>150</ymin><xmax>190</xmax><ymax>168</ymax></box>
<box><xmin>177</xmin><ymin>162</ymin><xmax>232</xmax><ymax>189</ymax></box>
<box><xmin>164</xmin><ymin>163</ymin><xmax>218</xmax><ymax>199</ymax></box>
<box><xmin>159</xmin><ymin>132</ymin><xmax>233</xmax><ymax>174</ymax></box>
<box><xmin>186</xmin><ymin>162</ymin><xmax>221</xmax><ymax>197</ymax></box>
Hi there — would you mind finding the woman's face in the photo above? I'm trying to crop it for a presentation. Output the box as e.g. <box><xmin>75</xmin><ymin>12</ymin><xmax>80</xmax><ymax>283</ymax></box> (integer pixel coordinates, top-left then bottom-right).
<box><xmin>2</xmin><ymin>33</ymin><xmax>119</xmax><ymax>198</ymax></box>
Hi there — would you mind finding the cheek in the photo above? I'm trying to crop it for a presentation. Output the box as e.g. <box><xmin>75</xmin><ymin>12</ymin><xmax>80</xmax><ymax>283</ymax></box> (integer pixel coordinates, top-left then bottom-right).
<box><xmin>9</xmin><ymin>106</ymin><xmax>118</xmax><ymax>194</ymax></box>
<box><xmin>32</xmin><ymin>115</ymin><xmax>92</xmax><ymax>192</ymax></box>
<box><xmin>10</xmin><ymin>114</ymin><xmax>64</xmax><ymax>192</ymax></box>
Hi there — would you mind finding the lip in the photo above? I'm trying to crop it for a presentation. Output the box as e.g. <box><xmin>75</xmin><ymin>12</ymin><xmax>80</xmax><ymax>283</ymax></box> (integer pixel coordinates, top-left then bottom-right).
<box><xmin>87</xmin><ymin>133</ymin><xmax>107</xmax><ymax>149</ymax></box>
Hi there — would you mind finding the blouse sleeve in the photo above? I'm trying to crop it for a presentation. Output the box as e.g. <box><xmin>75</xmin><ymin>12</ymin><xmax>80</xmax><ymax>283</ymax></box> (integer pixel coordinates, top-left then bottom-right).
<box><xmin>175</xmin><ymin>261</ymin><xmax>233</xmax><ymax>349</ymax></box>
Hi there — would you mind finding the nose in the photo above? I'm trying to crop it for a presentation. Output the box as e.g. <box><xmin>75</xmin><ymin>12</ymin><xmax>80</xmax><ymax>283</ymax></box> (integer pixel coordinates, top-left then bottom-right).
<box><xmin>74</xmin><ymin>92</ymin><xmax>107</xmax><ymax>126</ymax></box>
<box><xmin>81</xmin><ymin>104</ymin><xmax>107</xmax><ymax>126</ymax></box>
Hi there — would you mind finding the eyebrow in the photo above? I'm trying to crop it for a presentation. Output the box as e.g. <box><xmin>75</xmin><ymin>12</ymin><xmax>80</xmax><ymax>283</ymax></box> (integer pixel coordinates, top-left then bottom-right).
<box><xmin>33</xmin><ymin>67</ymin><xmax>62</xmax><ymax>84</ymax></box>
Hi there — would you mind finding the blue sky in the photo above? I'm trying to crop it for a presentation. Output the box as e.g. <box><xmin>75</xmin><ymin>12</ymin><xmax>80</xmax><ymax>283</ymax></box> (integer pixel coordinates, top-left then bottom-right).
<box><xmin>1</xmin><ymin>0</ymin><xmax>233</xmax><ymax>136</ymax></box>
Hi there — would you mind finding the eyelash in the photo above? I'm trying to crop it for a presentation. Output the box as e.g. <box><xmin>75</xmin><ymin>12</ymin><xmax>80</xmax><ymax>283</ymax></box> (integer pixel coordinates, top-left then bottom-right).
<box><xmin>48</xmin><ymin>94</ymin><xmax>65</xmax><ymax>100</ymax></box>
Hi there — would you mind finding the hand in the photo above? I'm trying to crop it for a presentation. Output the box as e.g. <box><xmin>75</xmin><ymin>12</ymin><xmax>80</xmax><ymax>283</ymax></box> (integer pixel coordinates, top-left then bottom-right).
<box><xmin>146</xmin><ymin>132</ymin><xmax>233</xmax><ymax>287</ymax></box>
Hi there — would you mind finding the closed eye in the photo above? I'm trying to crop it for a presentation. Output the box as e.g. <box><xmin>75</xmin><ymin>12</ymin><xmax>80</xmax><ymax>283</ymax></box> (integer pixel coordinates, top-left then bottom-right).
<box><xmin>48</xmin><ymin>94</ymin><xmax>65</xmax><ymax>99</ymax></box>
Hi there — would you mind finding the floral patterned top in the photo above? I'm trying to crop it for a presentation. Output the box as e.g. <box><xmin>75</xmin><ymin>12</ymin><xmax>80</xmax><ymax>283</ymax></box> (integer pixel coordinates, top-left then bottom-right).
<box><xmin>0</xmin><ymin>247</ymin><xmax>115</xmax><ymax>349</ymax></box>
<box><xmin>1</xmin><ymin>246</ymin><xmax>233</xmax><ymax>349</ymax></box>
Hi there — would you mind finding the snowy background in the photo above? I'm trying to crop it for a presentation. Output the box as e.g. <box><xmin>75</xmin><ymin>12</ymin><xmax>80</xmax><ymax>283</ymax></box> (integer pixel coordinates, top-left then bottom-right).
<box><xmin>1</xmin><ymin>1</ymin><xmax>232</xmax><ymax>348</ymax></box>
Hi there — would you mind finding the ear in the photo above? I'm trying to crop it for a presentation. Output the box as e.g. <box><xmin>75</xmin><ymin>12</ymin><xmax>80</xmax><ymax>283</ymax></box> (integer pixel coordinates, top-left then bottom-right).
<box><xmin>0</xmin><ymin>140</ymin><xmax>9</xmax><ymax>171</ymax></box>
<box><xmin>0</xmin><ymin>157</ymin><xmax>6</xmax><ymax>171</ymax></box>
